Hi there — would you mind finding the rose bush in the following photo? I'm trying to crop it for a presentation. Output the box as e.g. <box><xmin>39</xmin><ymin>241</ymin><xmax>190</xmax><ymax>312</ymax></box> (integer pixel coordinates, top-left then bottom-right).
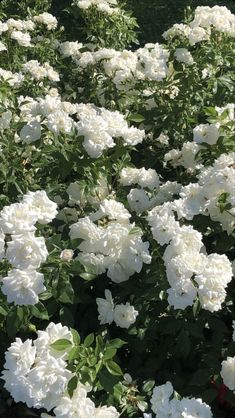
<box><xmin>0</xmin><ymin>1</ymin><xmax>234</xmax><ymax>417</ymax></box>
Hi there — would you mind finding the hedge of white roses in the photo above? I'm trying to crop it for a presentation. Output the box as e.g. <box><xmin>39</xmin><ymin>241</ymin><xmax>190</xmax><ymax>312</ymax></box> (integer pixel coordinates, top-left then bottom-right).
<box><xmin>0</xmin><ymin>1</ymin><xmax>234</xmax><ymax>417</ymax></box>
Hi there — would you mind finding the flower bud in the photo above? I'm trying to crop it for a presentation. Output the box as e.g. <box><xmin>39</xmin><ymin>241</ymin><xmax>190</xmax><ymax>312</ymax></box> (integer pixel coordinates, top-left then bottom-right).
<box><xmin>60</xmin><ymin>249</ymin><xmax>74</xmax><ymax>261</ymax></box>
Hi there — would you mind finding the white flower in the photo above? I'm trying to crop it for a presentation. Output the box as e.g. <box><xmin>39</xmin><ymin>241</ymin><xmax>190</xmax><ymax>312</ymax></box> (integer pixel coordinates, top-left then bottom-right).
<box><xmin>173</xmin><ymin>184</ymin><xmax>205</xmax><ymax>220</ymax></box>
<box><xmin>150</xmin><ymin>382</ymin><xmax>174</xmax><ymax>414</ymax></box>
<box><xmin>0</xmin><ymin>110</ymin><xmax>12</xmax><ymax>130</ymax></box>
<box><xmin>0</xmin><ymin>22</ymin><xmax>8</xmax><ymax>34</ymax></box>
<box><xmin>163</xmin><ymin>23</ymin><xmax>191</xmax><ymax>40</ymax></box>
<box><xmin>20</xmin><ymin>120</ymin><xmax>41</xmax><ymax>143</ymax></box>
<box><xmin>27</xmin><ymin>355</ymin><xmax>72</xmax><ymax>411</ymax></box>
<box><xmin>164</xmin><ymin>149</ymin><xmax>182</xmax><ymax>167</ymax></box>
<box><xmin>120</xmin><ymin>167</ymin><xmax>159</xmax><ymax>190</ymax></box>
<box><xmin>60</xmin><ymin>41</ymin><xmax>83</xmax><ymax>58</ymax></box>
<box><xmin>119</xmin><ymin>167</ymin><xmax>141</xmax><ymax>187</ymax></box>
<box><xmin>193</xmin><ymin>123</ymin><xmax>220</xmax><ymax>145</ymax></box>
<box><xmin>60</xmin><ymin>249</ymin><xmax>74</xmax><ymax>261</ymax></box>
<box><xmin>23</xmin><ymin>60</ymin><xmax>59</xmax><ymax>82</ymax></box>
<box><xmin>33</xmin><ymin>12</ymin><xmax>58</xmax><ymax>30</ymax></box>
<box><xmin>76</xmin><ymin>103</ymin><xmax>145</xmax><ymax>157</ymax></box>
<box><xmin>92</xmin><ymin>198</ymin><xmax>131</xmax><ymax>223</ymax></box>
<box><xmin>167</xmin><ymin>280</ymin><xmax>197</xmax><ymax>310</ymax></box>
<box><xmin>3</xmin><ymin>338</ymin><xmax>36</xmax><ymax>375</ymax></box>
<box><xmin>96</xmin><ymin>289</ymin><xmax>115</xmax><ymax>325</ymax></box>
<box><xmin>34</xmin><ymin>322</ymin><xmax>72</xmax><ymax>360</ymax></box>
<box><xmin>22</xmin><ymin>190</ymin><xmax>58</xmax><ymax>224</ymax></box>
<box><xmin>156</xmin><ymin>132</ymin><xmax>169</xmax><ymax>146</ymax></box>
<box><xmin>1</xmin><ymin>269</ymin><xmax>45</xmax><ymax>305</ymax></box>
<box><xmin>10</xmin><ymin>30</ymin><xmax>32</xmax><ymax>47</ymax></box>
<box><xmin>69</xmin><ymin>216</ymin><xmax>101</xmax><ymax>241</ymax></box>
<box><xmin>46</xmin><ymin>110</ymin><xmax>73</xmax><ymax>135</ymax></box>
<box><xmin>175</xmin><ymin>48</ymin><xmax>194</xmax><ymax>65</ymax></box>
<box><xmin>195</xmin><ymin>254</ymin><xmax>232</xmax><ymax>311</ymax></box>
<box><xmin>113</xmin><ymin>303</ymin><xmax>138</xmax><ymax>328</ymax></box>
<box><xmin>53</xmin><ymin>382</ymin><xmax>96</xmax><ymax>418</ymax></box>
<box><xmin>94</xmin><ymin>405</ymin><xmax>120</xmax><ymax>418</ymax></box>
<box><xmin>0</xmin><ymin>202</ymin><xmax>37</xmax><ymax>234</ymax></box>
<box><xmin>179</xmin><ymin>397</ymin><xmax>213</xmax><ymax>418</ymax></box>
<box><xmin>188</xmin><ymin>26</ymin><xmax>209</xmax><ymax>45</ymax></box>
<box><xmin>6</xmin><ymin>233</ymin><xmax>48</xmax><ymax>269</ymax></box>
<box><xmin>0</xmin><ymin>68</ymin><xmax>24</xmax><ymax>86</ymax></box>
<box><xmin>67</xmin><ymin>182</ymin><xmax>87</xmax><ymax>207</ymax></box>
<box><xmin>127</xmin><ymin>188</ymin><xmax>151</xmax><ymax>214</ymax></box>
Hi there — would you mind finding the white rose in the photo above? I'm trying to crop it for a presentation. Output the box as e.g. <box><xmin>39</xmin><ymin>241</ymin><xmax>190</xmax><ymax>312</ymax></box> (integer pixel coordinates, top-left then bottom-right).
<box><xmin>20</xmin><ymin>120</ymin><xmax>41</xmax><ymax>143</ymax></box>
<box><xmin>22</xmin><ymin>190</ymin><xmax>58</xmax><ymax>224</ymax></box>
<box><xmin>193</xmin><ymin>123</ymin><xmax>220</xmax><ymax>145</ymax></box>
<box><xmin>6</xmin><ymin>233</ymin><xmax>48</xmax><ymax>269</ymax></box>
<box><xmin>96</xmin><ymin>289</ymin><xmax>115</xmax><ymax>325</ymax></box>
<box><xmin>60</xmin><ymin>249</ymin><xmax>74</xmax><ymax>261</ymax></box>
<box><xmin>113</xmin><ymin>303</ymin><xmax>138</xmax><ymax>328</ymax></box>
<box><xmin>1</xmin><ymin>269</ymin><xmax>45</xmax><ymax>305</ymax></box>
<box><xmin>221</xmin><ymin>356</ymin><xmax>235</xmax><ymax>391</ymax></box>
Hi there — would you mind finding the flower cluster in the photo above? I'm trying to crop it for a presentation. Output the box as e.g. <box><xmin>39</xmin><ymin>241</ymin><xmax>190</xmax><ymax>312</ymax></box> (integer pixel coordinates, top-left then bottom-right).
<box><xmin>70</xmin><ymin>199</ymin><xmax>151</xmax><ymax>283</ymax></box>
<box><xmin>168</xmin><ymin>152</ymin><xmax>235</xmax><ymax>234</ymax></box>
<box><xmin>142</xmin><ymin>381</ymin><xmax>213</xmax><ymax>418</ymax></box>
<box><xmin>73</xmin><ymin>0</ymin><xmax>119</xmax><ymax>15</ymax></box>
<box><xmin>96</xmin><ymin>289</ymin><xmax>138</xmax><ymax>328</ymax></box>
<box><xmin>16</xmin><ymin>92</ymin><xmax>145</xmax><ymax>155</ymax></box>
<box><xmin>1</xmin><ymin>322</ymin><xmax>72</xmax><ymax>410</ymax></box>
<box><xmin>0</xmin><ymin>3</ymin><xmax>234</xmax><ymax>416</ymax></box>
<box><xmin>22</xmin><ymin>60</ymin><xmax>60</xmax><ymax>82</ymax></box>
<box><xmin>0</xmin><ymin>13</ymin><xmax>57</xmax><ymax>50</ymax></box>
<box><xmin>2</xmin><ymin>322</ymin><xmax>120</xmax><ymax>416</ymax></box>
<box><xmin>75</xmin><ymin>103</ymin><xmax>145</xmax><ymax>157</ymax></box>
<box><xmin>60</xmin><ymin>42</ymin><xmax>169</xmax><ymax>90</ymax></box>
<box><xmin>163</xmin><ymin>5</ymin><xmax>235</xmax><ymax>42</ymax></box>
<box><xmin>0</xmin><ymin>191</ymin><xmax>57</xmax><ymax>305</ymax></box>
<box><xmin>147</xmin><ymin>201</ymin><xmax>233</xmax><ymax>311</ymax></box>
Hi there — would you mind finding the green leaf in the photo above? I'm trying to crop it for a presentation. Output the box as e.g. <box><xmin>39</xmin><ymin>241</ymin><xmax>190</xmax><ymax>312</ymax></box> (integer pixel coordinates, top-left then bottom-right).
<box><xmin>79</xmin><ymin>272</ymin><xmax>97</xmax><ymax>281</ymax></box>
<box><xmin>84</xmin><ymin>333</ymin><xmax>95</xmax><ymax>347</ymax></box>
<box><xmin>6</xmin><ymin>306</ymin><xmax>24</xmax><ymax>338</ymax></box>
<box><xmin>51</xmin><ymin>339</ymin><xmax>72</xmax><ymax>351</ymax></box>
<box><xmin>193</xmin><ymin>298</ymin><xmax>201</xmax><ymax>317</ymax></box>
<box><xmin>67</xmin><ymin>376</ymin><xmax>78</xmax><ymax>398</ymax></box>
<box><xmin>107</xmin><ymin>339</ymin><xmax>127</xmax><ymax>349</ymax></box>
<box><xmin>99</xmin><ymin>368</ymin><xmax>119</xmax><ymax>393</ymax></box>
<box><xmin>0</xmin><ymin>306</ymin><xmax>8</xmax><ymax>316</ymax></box>
<box><xmin>57</xmin><ymin>278</ymin><xmax>74</xmax><ymax>304</ymax></box>
<box><xmin>142</xmin><ymin>379</ymin><xmax>155</xmax><ymax>393</ymax></box>
<box><xmin>128</xmin><ymin>113</ymin><xmax>145</xmax><ymax>123</ymax></box>
<box><xmin>128</xmin><ymin>226</ymin><xmax>142</xmax><ymax>236</ymax></box>
<box><xmin>31</xmin><ymin>302</ymin><xmax>49</xmax><ymax>320</ymax></box>
<box><xmin>105</xmin><ymin>360</ymin><xmax>123</xmax><ymax>376</ymax></box>
<box><xmin>103</xmin><ymin>348</ymin><xmax>117</xmax><ymax>360</ymax></box>
<box><xmin>68</xmin><ymin>346</ymin><xmax>80</xmax><ymax>363</ymax></box>
<box><xmin>71</xmin><ymin>329</ymin><xmax>81</xmax><ymax>346</ymax></box>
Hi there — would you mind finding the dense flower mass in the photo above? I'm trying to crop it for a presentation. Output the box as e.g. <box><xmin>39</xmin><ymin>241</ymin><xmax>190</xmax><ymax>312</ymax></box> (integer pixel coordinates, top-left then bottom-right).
<box><xmin>70</xmin><ymin>199</ymin><xmax>151</xmax><ymax>282</ymax></box>
<box><xmin>0</xmin><ymin>191</ymin><xmax>57</xmax><ymax>305</ymax></box>
<box><xmin>73</xmin><ymin>0</ymin><xmax>120</xmax><ymax>15</ymax></box>
<box><xmin>1</xmin><ymin>322</ymin><xmax>120</xmax><ymax>416</ymax></box>
<box><xmin>0</xmin><ymin>2</ymin><xmax>234</xmax><ymax>417</ymax></box>
<box><xmin>148</xmin><ymin>382</ymin><xmax>213</xmax><ymax>418</ymax></box>
<box><xmin>96</xmin><ymin>289</ymin><xmax>138</xmax><ymax>327</ymax></box>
